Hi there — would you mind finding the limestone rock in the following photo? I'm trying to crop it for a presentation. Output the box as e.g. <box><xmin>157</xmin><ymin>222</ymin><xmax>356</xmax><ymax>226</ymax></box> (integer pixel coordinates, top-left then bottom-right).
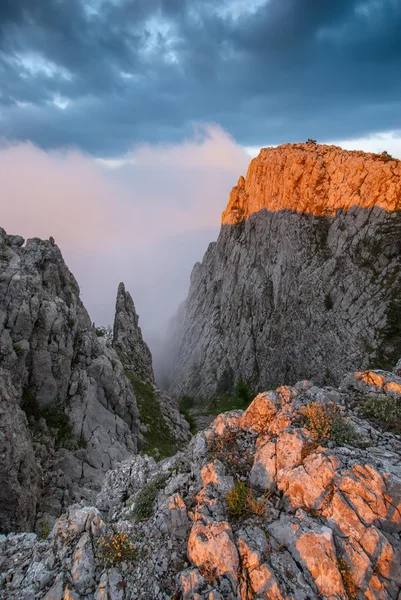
<box><xmin>113</xmin><ymin>282</ymin><xmax>154</xmax><ymax>383</ymax></box>
<box><xmin>1</xmin><ymin>364</ymin><xmax>401</xmax><ymax>599</ymax></box>
<box><xmin>166</xmin><ymin>144</ymin><xmax>401</xmax><ymax>401</ymax></box>
<box><xmin>113</xmin><ymin>281</ymin><xmax>191</xmax><ymax>455</ymax></box>
<box><xmin>0</xmin><ymin>228</ymin><xmax>141</xmax><ymax>532</ymax></box>
<box><xmin>188</xmin><ymin>521</ymin><xmax>239</xmax><ymax>588</ymax></box>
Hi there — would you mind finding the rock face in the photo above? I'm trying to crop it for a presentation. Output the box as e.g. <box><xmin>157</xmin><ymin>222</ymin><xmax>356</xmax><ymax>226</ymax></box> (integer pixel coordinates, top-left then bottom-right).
<box><xmin>1</xmin><ymin>362</ymin><xmax>400</xmax><ymax>599</ymax></box>
<box><xmin>113</xmin><ymin>282</ymin><xmax>154</xmax><ymax>383</ymax></box>
<box><xmin>167</xmin><ymin>143</ymin><xmax>401</xmax><ymax>401</ymax></box>
<box><xmin>0</xmin><ymin>227</ymin><xmax>192</xmax><ymax>533</ymax></box>
<box><xmin>113</xmin><ymin>282</ymin><xmax>191</xmax><ymax>459</ymax></box>
<box><xmin>0</xmin><ymin>228</ymin><xmax>142</xmax><ymax>533</ymax></box>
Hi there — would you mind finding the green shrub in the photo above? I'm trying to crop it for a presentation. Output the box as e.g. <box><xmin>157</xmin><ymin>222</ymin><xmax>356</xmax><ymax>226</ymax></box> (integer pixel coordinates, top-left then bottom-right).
<box><xmin>226</xmin><ymin>480</ymin><xmax>248</xmax><ymax>516</ymax></box>
<box><xmin>13</xmin><ymin>343</ymin><xmax>25</xmax><ymax>356</ymax></box>
<box><xmin>234</xmin><ymin>377</ymin><xmax>252</xmax><ymax>406</ymax></box>
<box><xmin>363</xmin><ymin>395</ymin><xmax>401</xmax><ymax>424</ymax></box>
<box><xmin>179</xmin><ymin>395</ymin><xmax>194</xmax><ymax>411</ymax></box>
<box><xmin>97</xmin><ymin>531</ymin><xmax>136</xmax><ymax>568</ymax></box>
<box><xmin>21</xmin><ymin>389</ymin><xmax>74</xmax><ymax>448</ymax></box>
<box><xmin>226</xmin><ymin>480</ymin><xmax>269</xmax><ymax>517</ymax></box>
<box><xmin>39</xmin><ymin>519</ymin><xmax>51</xmax><ymax>540</ymax></box>
<box><xmin>301</xmin><ymin>402</ymin><xmax>357</xmax><ymax>446</ymax></box>
<box><xmin>330</xmin><ymin>414</ymin><xmax>357</xmax><ymax>446</ymax></box>
<box><xmin>126</xmin><ymin>371</ymin><xmax>179</xmax><ymax>459</ymax></box>
<box><xmin>94</xmin><ymin>325</ymin><xmax>113</xmax><ymax>343</ymax></box>
<box><xmin>133</xmin><ymin>473</ymin><xmax>169</xmax><ymax>521</ymax></box>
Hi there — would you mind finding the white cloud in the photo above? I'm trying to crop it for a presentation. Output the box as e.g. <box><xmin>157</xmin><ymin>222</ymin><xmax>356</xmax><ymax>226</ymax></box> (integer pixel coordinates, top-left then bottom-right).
<box><xmin>330</xmin><ymin>130</ymin><xmax>401</xmax><ymax>159</ymax></box>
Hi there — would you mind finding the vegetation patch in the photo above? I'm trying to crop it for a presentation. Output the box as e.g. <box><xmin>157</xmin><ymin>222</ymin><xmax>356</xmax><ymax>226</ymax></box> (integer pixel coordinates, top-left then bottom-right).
<box><xmin>301</xmin><ymin>402</ymin><xmax>357</xmax><ymax>446</ymax></box>
<box><xmin>206</xmin><ymin>377</ymin><xmax>254</xmax><ymax>416</ymax></box>
<box><xmin>338</xmin><ymin>557</ymin><xmax>359</xmax><ymax>599</ymax></box>
<box><xmin>178</xmin><ymin>395</ymin><xmax>197</xmax><ymax>434</ymax></box>
<box><xmin>132</xmin><ymin>472</ymin><xmax>170</xmax><ymax>521</ymax></box>
<box><xmin>208</xmin><ymin>429</ymin><xmax>255</xmax><ymax>478</ymax></box>
<box><xmin>13</xmin><ymin>343</ymin><xmax>25</xmax><ymax>356</ymax></box>
<box><xmin>226</xmin><ymin>480</ymin><xmax>269</xmax><ymax>518</ymax></box>
<box><xmin>97</xmin><ymin>531</ymin><xmax>136</xmax><ymax>568</ymax></box>
<box><xmin>94</xmin><ymin>324</ymin><xmax>113</xmax><ymax>344</ymax></box>
<box><xmin>22</xmin><ymin>389</ymin><xmax>75</xmax><ymax>449</ymax></box>
<box><xmin>126</xmin><ymin>371</ymin><xmax>179</xmax><ymax>460</ymax></box>
<box><xmin>362</xmin><ymin>394</ymin><xmax>401</xmax><ymax>431</ymax></box>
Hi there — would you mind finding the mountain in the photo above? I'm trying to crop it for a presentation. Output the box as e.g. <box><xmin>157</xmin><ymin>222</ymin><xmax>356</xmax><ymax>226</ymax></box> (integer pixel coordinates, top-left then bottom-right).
<box><xmin>166</xmin><ymin>143</ymin><xmax>401</xmax><ymax>402</ymax></box>
<box><xmin>1</xmin><ymin>360</ymin><xmax>400</xmax><ymax>599</ymax></box>
<box><xmin>0</xmin><ymin>229</ymin><xmax>189</xmax><ymax>535</ymax></box>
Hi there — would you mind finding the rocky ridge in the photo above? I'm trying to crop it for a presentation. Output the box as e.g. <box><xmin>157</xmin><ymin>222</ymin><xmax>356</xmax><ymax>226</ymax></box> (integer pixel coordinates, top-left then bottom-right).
<box><xmin>0</xmin><ymin>228</ymin><xmax>190</xmax><ymax>535</ymax></box>
<box><xmin>167</xmin><ymin>143</ymin><xmax>401</xmax><ymax>402</ymax></box>
<box><xmin>1</xmin><ymin>361</ymin><xmax>400</xmax><ymax>599</ymax></box>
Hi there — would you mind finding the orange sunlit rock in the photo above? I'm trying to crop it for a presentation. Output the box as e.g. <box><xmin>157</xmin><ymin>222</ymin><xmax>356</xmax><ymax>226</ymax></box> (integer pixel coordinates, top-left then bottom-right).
<box><xmin>222</xmin><ymin>143</ymin><xmax>401</xmax><ymax>224</ymax></box>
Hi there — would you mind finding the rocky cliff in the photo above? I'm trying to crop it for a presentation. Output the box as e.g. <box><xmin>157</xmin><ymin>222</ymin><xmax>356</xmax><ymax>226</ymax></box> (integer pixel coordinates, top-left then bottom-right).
<box><xmin>113</xmin><ymin>282</ymin><xmax>191</xmax><ymax>461</ymax></box>
<box><xmin>1</xmin><ymin>361</ymin><xmax>400</xmax><ymax>599</ymax></box>
<box><xmin>167</xmin><ymin>143</ymin><xmax>401</xmax><ymax>402</ymax></box>
<box><xmin>0</xmin><ymin>228</ymin><xmax>190</xmax><ymax>535</ymax></box>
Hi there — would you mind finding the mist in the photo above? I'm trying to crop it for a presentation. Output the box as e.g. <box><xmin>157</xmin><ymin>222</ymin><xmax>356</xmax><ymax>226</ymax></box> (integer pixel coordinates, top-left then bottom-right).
<box><xmin>0</xmin><ymin>124</ymin><xmax>250</xmax><ymax>378</ymax></box>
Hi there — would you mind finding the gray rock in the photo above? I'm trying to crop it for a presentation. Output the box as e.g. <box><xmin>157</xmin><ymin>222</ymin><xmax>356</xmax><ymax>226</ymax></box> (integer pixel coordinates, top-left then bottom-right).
<box><xmin>165</xmin><ymin>147</ymin><xmax>401</xmax><ymax>402</ymax></box>
<box><xmin>113</xmin><ymin>282</ymin><xmax>155</xmax><ymax>383</ymax></box>
<box><xmin>0</xmin><ymin>228</ymin><xmax>141</xmax><ymax>532</ymax></box>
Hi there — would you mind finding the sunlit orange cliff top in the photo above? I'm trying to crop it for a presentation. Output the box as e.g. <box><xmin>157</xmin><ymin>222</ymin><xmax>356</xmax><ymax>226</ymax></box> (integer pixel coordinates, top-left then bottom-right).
<box><xmin>222</xmin><ymin>142</ymin><xmax>401</xmax><ymax>224</ymax></box>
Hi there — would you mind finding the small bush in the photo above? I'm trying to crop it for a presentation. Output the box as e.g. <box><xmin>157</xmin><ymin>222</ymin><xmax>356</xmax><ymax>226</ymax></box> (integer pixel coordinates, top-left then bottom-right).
<box><xmin>331</xmin><ymin>414</ymin><xmax>358</xmax><ymax>446</ymax></box>
<box><xmin>179</xmin><ymin>395</ymin><xmax>194</xmax><ymax>411</ymax></box>
<box><xmin>226</xmin><ymin>480</ymin><xmax>269</xmax><ymax>518</ymax></box>
<box><xmin>39</xmin><ymin>519</ymin><xmax>51</xmax><ymax>540</ymax></box>
<box><xmin>208</xmin><ymin>430</ymin><xmax>255</xmax><ymax>478</ymax></box>
<box><xmin>363</xmin><ymin>395</ymin><xmax>401</xmax><ymax>424</ymax></box>
<box><xmin>97</xmin><ymin>531</ymin><xmax>136</xmax><ymax>568</ymax></box>
<box><xmin>301</xmin><ymin>402</ymin><xmax>356</xmax><ymax>446</ymax></box>
<box><xmin>301</xmin><ymin>402</ymin><xmax>334</xmax><ymax>441</ymax></box>
<box><xmin>338</xmin><ymin>557</ymin><xmax>358</xmax><ymax>599</ymax></box>
<box><xmin>133</xmin><ymin>473</ymin><xmax>169</xmax><ymax>521</ymax></box>
<box><xmin>378</xmin><ymin>150</ymin><xmax>394</xmax><ymax>162</ymax></box>
<box><xmin>226</xmin><ymin>480</ymin><xmax>248</xmax><ymax>516</ymax></box>
<box><xmin>21</xmin><ymin>389</ymin><xmax>74</xmax><ymax>448</ymax></box>
<box><xmin>234</xmin><ymin>377</ymin><xmax>252</xmax><ymax>406</ymax></box>
<box><xmin>180</xmin><ymin>407</ymin><xmax>197</xmax><ymax>434</ymax></box>
<box><xmin>94</xmin><ymin>325</ymin><xmax>113</xmax><ymax>344</ymax></box>
<box><xmin>179</xmin><ymin>395</ymin><xmax>197</xmax><ymax>434</ymax></box>
<box><xmin>13</xmin><ymin>343</ymin><xmax>25</xmax><ymax>356</ymax></box>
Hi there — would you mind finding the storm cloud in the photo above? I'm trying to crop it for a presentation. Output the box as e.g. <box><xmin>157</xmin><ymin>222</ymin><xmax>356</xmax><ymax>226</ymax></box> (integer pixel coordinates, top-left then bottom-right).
<box><xmin>0</xmin><ymin>0</ymin><xmax>400</xmax><ymax>154</ymax></box>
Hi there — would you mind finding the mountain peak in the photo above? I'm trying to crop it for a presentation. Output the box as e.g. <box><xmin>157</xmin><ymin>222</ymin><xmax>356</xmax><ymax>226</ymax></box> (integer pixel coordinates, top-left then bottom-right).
<box><xmin>222</xmin><ymin>143</ymin><xmax>401</xmax><ymax>225</ymax></box>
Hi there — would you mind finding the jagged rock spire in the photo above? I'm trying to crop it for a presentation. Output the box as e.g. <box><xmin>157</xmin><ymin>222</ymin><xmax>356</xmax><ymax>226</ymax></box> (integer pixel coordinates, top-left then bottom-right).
<box><xmin>113</xmin><ymin>282</ymin><xmax>155</xmax><ymax>383</ymax></box>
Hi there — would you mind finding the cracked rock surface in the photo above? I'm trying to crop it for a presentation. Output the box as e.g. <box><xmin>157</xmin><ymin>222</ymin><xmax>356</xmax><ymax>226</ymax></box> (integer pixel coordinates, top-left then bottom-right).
<box><xmin>1</xmin><ymin>364</ymin><xmax>400</xmax><ymax>599</ymax></box>
<box><xmin>0</xmin><ymin>228</ymin><xmax>191</xmax><ymax>537</ymax></box>
<box><xmin>166</xmin><ymin>143</ymin><xmax>401</xmax><ymax>401</ymax></box>
<box><xmin>0</xmin><ymin>228</ymin><xmax>142</xmax><ymax>534</ymax></box>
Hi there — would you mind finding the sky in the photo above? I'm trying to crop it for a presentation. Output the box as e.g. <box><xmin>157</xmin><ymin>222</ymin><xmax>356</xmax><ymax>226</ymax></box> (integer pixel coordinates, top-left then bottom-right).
<box><xmin>1</xmin><ymin>0</ymin><xmax>401</xmax><ymax>366</ymax></box>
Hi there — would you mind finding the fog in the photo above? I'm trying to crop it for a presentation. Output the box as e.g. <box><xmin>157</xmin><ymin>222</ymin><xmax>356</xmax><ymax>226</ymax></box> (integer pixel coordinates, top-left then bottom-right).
<box><xmin>2</xmin><ymin>126</ymin><xmax>401</xmax><ymax>381</ymax></box>
<box><xmin>0</xmin><ymin>124</ymin><xmax>250</xmax><ymax>375</ymax></box>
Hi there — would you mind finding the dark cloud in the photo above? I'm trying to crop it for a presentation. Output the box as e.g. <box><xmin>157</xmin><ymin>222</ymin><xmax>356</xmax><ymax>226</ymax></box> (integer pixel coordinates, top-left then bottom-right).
<box><xmin>0</xmin><ymin>0</ymin><xmax>400</xmax><ymax>153</ymax></box>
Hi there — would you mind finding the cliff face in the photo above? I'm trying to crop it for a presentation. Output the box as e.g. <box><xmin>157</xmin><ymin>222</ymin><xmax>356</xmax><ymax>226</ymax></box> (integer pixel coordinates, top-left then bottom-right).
<box><xmin>0</xmin><ymin>228</ymin><xmax>142</xmax><ymax>533</ymax></box>
<box><xmin>113</xmin><ymin>282</ymin><xmax>155</xmax><ymax>383</ymax></box>
<box><xmin>0</xmin><ymin>226</ymin><xmax>193</xmax><ymax>534</ymax></box>
<box><xmin>113</xmin><ymin>282</ymin><xmax>191</xmax><ymax>460</ymax></box>
<box><xmin>168</xmin><ymin>144</ymin><xmax>401</xmax><ymax>402</ymax></box>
